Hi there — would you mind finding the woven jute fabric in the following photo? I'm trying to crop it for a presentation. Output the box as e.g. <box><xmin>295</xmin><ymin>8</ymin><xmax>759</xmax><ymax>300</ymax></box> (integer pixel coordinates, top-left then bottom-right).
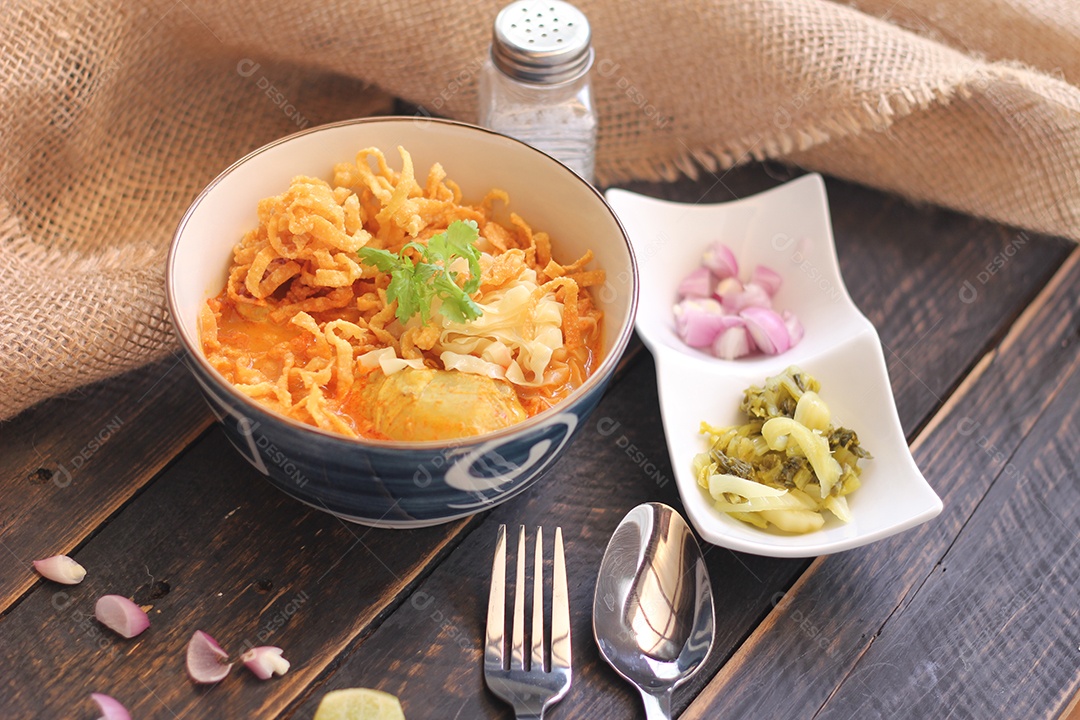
<box><xmin>1</xmin><ymin>0</ymin><xmax>1077</xmax><ymax>420</ymax></box>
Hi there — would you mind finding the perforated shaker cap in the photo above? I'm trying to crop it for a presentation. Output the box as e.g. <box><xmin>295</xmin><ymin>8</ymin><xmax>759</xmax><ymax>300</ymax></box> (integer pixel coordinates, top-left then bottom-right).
<box><xmin>491</xmin><ymin>0</ymin><xmax>593</xmax><ymax>85</ymax></box>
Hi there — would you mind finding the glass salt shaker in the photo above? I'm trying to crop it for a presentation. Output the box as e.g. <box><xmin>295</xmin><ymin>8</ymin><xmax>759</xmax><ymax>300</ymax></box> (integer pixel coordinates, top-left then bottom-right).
<box><xmin>478</xmin><ymin>0</ymin><xmax>597</xmax><ymax>182</ymax></box>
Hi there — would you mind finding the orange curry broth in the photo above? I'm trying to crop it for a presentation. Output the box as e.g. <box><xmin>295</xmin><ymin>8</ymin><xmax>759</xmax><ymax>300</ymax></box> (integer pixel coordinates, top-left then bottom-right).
<box><xmin>203</xmin><ymin>295</ymin><xmax>603</xmax><ymax>440</ymax></box>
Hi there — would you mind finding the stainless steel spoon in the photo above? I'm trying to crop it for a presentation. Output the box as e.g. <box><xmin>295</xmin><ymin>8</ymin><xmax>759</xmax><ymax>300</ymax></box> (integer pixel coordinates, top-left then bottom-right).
<box><xmin>593</xmin><ymin>502</ymin><xmax>715</xmax><ymax>719</ymax></box>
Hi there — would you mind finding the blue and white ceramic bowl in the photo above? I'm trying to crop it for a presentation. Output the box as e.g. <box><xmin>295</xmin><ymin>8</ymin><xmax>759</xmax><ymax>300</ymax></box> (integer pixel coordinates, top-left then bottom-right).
<box><xmin>167</xmin><ymin>117</ymin><xmax>638</xmax><ymax>527</ymax></box>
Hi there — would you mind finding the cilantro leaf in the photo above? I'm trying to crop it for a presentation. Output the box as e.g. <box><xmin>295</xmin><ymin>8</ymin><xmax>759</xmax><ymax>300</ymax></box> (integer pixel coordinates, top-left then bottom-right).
<box><xmin>426</xmin><ymin>220</ymin><xmax>483</xmax><ymax>294</ymax></box>
<box><xmin>357</xmin><ymin>220</ymin><xmax>483</xmax><ymax>325</ymax></box>
<box><xmin>357</xmin><ymin>247</ymin><xmax>400</xmax><ymax>273</ymax></box>
<box><xmin>433</xmin><ymin>273</ymin><xmax>483</xmax><ymax>324</ymax></box>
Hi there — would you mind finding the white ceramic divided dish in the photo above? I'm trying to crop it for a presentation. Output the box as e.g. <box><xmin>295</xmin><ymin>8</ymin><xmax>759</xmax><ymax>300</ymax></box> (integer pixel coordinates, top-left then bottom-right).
<box><xmin>605</xmin><ymin>175</ymin><xmax>942</xmax><ymax>557</ymax></box>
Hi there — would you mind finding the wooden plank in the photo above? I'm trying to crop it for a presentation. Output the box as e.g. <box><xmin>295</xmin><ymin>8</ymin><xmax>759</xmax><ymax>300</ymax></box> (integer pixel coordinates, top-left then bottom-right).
<box><xmin>284</xmin><ymin>352</ymin><xmax>809</xmax><ymax>720</ymax></box>
<box><xmin>0</xmin><ymin>352</ymin><xmax>212</xmax><ymax>609</ymax></box>
<box><xmin>0</xmin><ymin>426</ymin><xmax>478</xmax><ymax>717</ymax></box>
<box><xmin>683</xmin><ymin>248</ymin><xmax>1080</xmax><ymax>719</ymax></box>
<box><xmin>815</xmin><ymin>347</ymin><xmax>1080</xmax><ymax>717</ymax></box>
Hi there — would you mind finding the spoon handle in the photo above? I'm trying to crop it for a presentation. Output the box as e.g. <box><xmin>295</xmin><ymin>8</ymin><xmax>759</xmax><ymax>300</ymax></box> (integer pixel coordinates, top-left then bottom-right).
<box><xmin>640</xmin><ymin>688</ymin><xmax>673</xmax><ymax>720</ymax></box>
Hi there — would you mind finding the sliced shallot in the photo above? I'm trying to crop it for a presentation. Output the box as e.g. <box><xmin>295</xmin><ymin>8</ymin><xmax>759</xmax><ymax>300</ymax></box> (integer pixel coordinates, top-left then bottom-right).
<box><xmin>676</xmin><ymin>266</ymin><xmax>714</xmax><ymax>298</ymax></box>
<box><xmin>782</xmin><ymin>309</ymin><xmax>805</xmax><ymax>346</ymax></box>
<box><xmin>673</xmin><ymin>243</ymin><xmax>802</xmax><ymax>359</ymax></box>
<box><xmin>713</xmin><ymin>325</ymin><xmax>753</xmax><ymax>360</ymax></box>
<box><xmin>719</xmin><ymin>281</ymin><xmax>771</xmax><ymax>313</ymax></box>
<box><xmin>741</xmin><ymin>307</ymin><xmax>791</xmax><ymax>355</ymax></box>
<box><xmin>673</xmin><ymin>299</ymin><xmax>728</xmax><ymax>347</ymax></box>
<box><xmin>241</xmin><ymin>646</ymin><xmax>291</xmax><ymax>680</ymax></box>
<box><xmin>90</xmin><ymin>693</ymin><xmax>130</xmax><ymax>720</ymax></box>
<box><xmin>186</xmin><ymin>630</ymin><xmax>233</xmax><ymax>684</ymax></box>
<box><xmin>751</xmin><ymin>264</ymin><xmax>783</xmax><ymax>296</ymax></box>
<box><xmin>95</xmin><ymin>595</ymin><xmax>150</xmax><ymax>639</ymax></box>
<box><xmin>701</xmin><ymin>241</ymin><xmax>739</xmax><ymax>279</ymax></box>
<box><xmin>32</xmin><ymin>555</ymin><xmax>86</xmax><ymax>585</ymax></box>
<box><xmin>713</xmin><ymin>277</ymin><xmax>743</xmax><ymax>308</ymax></box>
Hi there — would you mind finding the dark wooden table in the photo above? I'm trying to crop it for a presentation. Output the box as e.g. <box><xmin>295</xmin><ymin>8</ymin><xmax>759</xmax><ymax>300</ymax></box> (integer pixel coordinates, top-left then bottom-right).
<box><xmin>2</xmin><ymin>163</ymin><xmax>1077</xmax><ymax>720</ymax></box>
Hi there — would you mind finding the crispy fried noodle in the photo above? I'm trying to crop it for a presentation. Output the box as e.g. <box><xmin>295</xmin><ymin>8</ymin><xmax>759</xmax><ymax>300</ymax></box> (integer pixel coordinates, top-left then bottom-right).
<box><xmin>200</xmin><ymin>146</ymin><xmax>605</xmax><ymax>441</ymax></box>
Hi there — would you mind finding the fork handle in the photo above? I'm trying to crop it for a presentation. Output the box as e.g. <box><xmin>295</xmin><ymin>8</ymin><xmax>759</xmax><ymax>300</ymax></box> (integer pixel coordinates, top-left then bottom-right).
<box><xmin>640</xmin><ymin>688</ymin><xmax>673</xmax><ymax>720</ymax></box>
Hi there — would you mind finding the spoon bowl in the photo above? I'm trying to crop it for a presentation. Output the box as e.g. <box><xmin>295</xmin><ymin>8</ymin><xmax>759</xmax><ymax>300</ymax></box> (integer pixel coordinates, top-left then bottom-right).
<box><xmin>593</xmin><ymin>502</ymin><xmax>715</xmax><ymax>719</ymax></box>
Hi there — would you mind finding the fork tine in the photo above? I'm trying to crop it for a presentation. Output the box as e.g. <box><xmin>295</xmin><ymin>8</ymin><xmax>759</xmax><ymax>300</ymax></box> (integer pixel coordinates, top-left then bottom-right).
<box><xmin>485</xmin><ymin>525</ymin><xmax>572</xmax><ymax>718</ymax></box>
<box><xmin>531</xmin><ymin>526</ymin><xmax>545</xmax><ymax>671</ymax></box>
<box><xmin>550</xmin><ymin>527</ymin><xmax>571</xmax><ymax>671</ymax></box>
<box><xmin>510</xmin><ymin>525</ymin><xmax>527</xmax><ymax>670</ymax></box>
<box><xmin>485</xmin><ymin>524</ymin><xmax>507</xmax><ymax>669</ymax></box>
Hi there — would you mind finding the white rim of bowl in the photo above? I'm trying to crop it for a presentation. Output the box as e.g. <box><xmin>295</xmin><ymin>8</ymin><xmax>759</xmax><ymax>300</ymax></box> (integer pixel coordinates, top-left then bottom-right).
<box><xmin>166</xmin><ymin>115</ymin><xmax>639</xmax><ymax>451</ymax></box>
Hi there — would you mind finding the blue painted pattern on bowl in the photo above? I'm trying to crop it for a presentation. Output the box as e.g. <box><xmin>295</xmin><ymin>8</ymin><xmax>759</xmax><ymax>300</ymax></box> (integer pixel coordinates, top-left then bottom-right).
<box><xmin>184</xmin><ymin>355</ymin><xmax>612</xmax><ymax>527</ymax></box>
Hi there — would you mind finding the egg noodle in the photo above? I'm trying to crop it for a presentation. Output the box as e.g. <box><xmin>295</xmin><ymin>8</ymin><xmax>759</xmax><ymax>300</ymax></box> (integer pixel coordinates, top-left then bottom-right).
<box><xmin>200</xmin><ymin>146</ymin><xmax>604</xmax><ymax>439</ymax></box>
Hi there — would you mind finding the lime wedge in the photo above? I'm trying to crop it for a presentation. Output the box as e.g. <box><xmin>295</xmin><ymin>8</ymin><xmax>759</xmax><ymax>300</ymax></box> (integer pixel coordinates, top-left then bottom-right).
<box><xmin>313</xmin><ymin>688</ymin><xmax>406</xmax><ymax>720</ymax></box>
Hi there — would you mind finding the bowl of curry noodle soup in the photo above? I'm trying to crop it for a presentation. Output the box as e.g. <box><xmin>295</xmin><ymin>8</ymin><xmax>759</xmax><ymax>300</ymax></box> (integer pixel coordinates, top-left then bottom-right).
<box><xmin>167</xmin><ymin>117</ymin><xmax>638</xmax><ymax>527</ymax></box>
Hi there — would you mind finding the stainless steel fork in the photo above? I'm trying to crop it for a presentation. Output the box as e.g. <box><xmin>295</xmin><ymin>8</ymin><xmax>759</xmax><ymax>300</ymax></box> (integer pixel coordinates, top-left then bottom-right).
<box><xmin>484</xmin><ymin>525</ymin><xmax>572</xmax><ymax>719</ymax></box>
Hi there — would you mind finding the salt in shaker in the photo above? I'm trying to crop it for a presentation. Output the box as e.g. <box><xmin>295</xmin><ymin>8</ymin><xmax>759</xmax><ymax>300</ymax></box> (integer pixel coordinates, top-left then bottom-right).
<box><xmin>478</xmin><ymin>0</ymin><xmax>597</xmax><ymax>182</ymax></box>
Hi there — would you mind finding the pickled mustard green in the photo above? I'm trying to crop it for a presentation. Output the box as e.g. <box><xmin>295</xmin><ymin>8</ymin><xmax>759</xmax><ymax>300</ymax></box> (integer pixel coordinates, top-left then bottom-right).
<box><xmin>696</xmin><ymin>366</ymin><xmax>870</xmax><ymax>533</ymax></box>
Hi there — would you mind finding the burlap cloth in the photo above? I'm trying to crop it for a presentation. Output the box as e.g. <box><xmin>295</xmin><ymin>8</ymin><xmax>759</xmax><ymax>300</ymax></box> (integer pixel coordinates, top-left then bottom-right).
<box><xmin>1</xmin><ymin>0</ymin><xmax>1077</xmax><ymax>421</ymax></box>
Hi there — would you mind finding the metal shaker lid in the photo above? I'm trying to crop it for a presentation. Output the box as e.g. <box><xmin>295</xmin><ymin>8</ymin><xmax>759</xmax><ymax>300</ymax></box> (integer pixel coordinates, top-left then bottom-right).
<box><xmin>491</xmin><ymin>0</ymin><xmax>593</xmax><ymax>84</ymax></box>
